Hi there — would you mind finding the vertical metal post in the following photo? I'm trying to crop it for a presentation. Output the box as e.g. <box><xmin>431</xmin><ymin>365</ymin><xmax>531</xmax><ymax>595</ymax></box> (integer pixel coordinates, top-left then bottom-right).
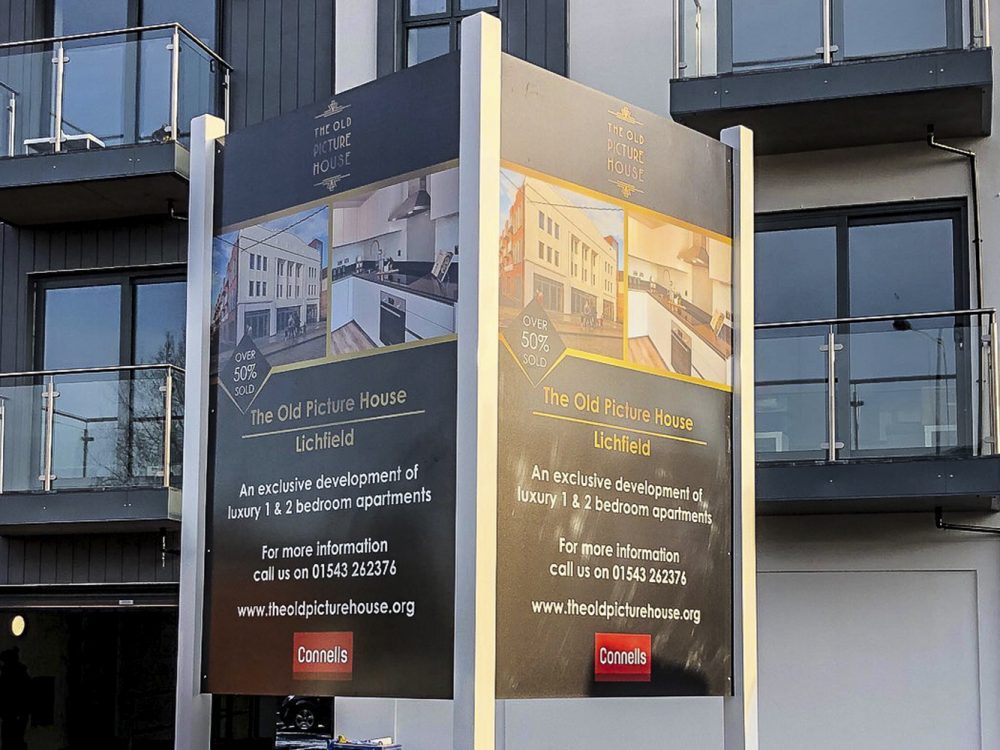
<box><xmin>454</xmin><ymin>13</ymin><xmax>502</xmax><ymax>750</ymax></box>
<box><xmin>0</xmin><ymin>398</ymin><xmax>6</xmax><ymax>494</ymax></box>
<box><xmin>52</xmin><ymin>42</ymin><xmax>65</xmax><ymax>152</ymax></box>
<box><xmin>162</xmin><ymin>367</ymin><xmax>173</xmax><ymax>488</ymax></box>
<box><xmin>991</xmin><ymin>314</ymin><xmax>1000</xmax><ymax>454</ymax></box>
<box><xmin>673</xmin><ymin>0</ymin><xmax>683</xmax><ymax>78</ymax></box>
<box><xmin>173</xmin><ymin>114</ymin><xmax>226</xmax><ymax>750</ymax></box>
<box><xmin>41</xmin><ymin>376</ymin><xmax>56</xmax><ymax>491</ymax></box>
<box><xmin>721</xmin><ymin>125</ymin><xmax>759</xmax><ymax>750</ymax></box>
<box><xmin>695</xmin><ymin>0</ymin><xmax>703</xmax><ymax>77</ymax></box>
<box><xmin>223</xmin><ymin>69</ymin><xmax>231</xmax><ymax>133</ymax></box>
<box><xmin>983</xmin><ymin>0</ymin><xmax>991</xmax><ymax>48</ymax></box>
<box><xmin>821</xmin><ymin>0</ymin><xmax>833</xmax><ymax>63</ymax></box>
<box><xmin>169</xmin><ymin>26</ymin><xmax>180</xmax><ymax>140</ymax></box>
<box><xmin>6</xmin><ymin>92</ymin><xmax>14</xmax><ymax>158</ymax></box>
<box><xmin>820</xmin><ymin>325</ymin><xmax>843</xmax><ymax>460</ymax></box>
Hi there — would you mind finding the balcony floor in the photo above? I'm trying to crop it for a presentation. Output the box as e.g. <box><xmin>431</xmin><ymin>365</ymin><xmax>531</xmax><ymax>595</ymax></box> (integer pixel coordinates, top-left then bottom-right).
<box><xmin>0</xmin><ymin>142</ymin><xmax>190</xmax><ymax>225</ymax></box>
<box><xmin>671</xmin><ymin>48</ymin><xmax>993</xmax><ymax>154</ymax></box>
<box><xmin>758</xmin><ymin>454</ymin><xmax>1000</xmax><ymax>514</ymax></box>
<box><xmin>0</xmin><ymin>486</ymin><xmax>181</xmax><ymax>535</ymax></box>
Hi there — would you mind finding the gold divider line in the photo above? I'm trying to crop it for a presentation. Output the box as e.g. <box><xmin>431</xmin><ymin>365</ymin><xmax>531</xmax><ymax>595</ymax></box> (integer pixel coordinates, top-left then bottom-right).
<box><xmin>531</xmin><ymin>410</ymin><xmax>708</xmax><ymax>446</ymax></box>
<box><xmin>243</xmin><ymin>409</ymin><xmax>426</xmax><ymax>439</ymax></box>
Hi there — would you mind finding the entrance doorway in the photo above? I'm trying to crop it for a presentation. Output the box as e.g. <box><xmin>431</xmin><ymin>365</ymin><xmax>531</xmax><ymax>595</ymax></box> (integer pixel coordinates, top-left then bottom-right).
<box><xmin>0</xmin><ymin>609</ymin><xmax>178</xmax><ymax>750</ymax></box>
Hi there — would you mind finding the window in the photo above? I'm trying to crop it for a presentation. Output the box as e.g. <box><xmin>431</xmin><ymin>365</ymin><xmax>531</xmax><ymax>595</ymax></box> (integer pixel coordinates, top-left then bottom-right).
<box><xmin>546</xmin><ymin>246</ymin><xmax>552</xmax><ymax>264</ymax></box>
<box><xmin>538</xmin><ymin>241</ymin><xmax>545</xmax><ymax>260</ymax></box>
<box><xmin>403</xmin><ymin>0</ymin><xmax>500</xmax><ymax>67</ymax></box>
<box><xmin>533</xmin><ymin>273</ymin><xmax>564</xmax><ymax>312</ymax></box>
<box><xmin>547</xmin><ymin>217</ymin><xmax>553</xmax><ymax>235</ymax></box>
<box><xmin>278</xmin><ymin>259</ymin><xmax>285</xmax><ymax>276</ymax></box>
<box><xmin>755</xmin><ymin>201</ymin><xmax>970</xmax><ymax>459</ymax></box>
<box><xmin>554</xmin><ymin>250</ymin><xmax>560</xmax><ymax>266</ymax></box>
<box><xmin>555</xmin><ymin>223</ymin><xmax>560</xmax><ymax>239</ymax></box>
<box><xmin>538</xmin><ymin>210</ymin><xmax>545</xmax><ymax>229</ymax></box>
<box><xmin>278</xmin><ymin>285</ymin><xmax>283</xmax><ymax>299</ymax></box>
<box><xmin>262</xmin><ymin>256</ymin><xmax>268</xmax><ymax>272</ymax></box>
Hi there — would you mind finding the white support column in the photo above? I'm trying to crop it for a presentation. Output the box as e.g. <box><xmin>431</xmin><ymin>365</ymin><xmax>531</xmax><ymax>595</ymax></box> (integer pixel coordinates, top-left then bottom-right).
<box><xmin>454</xmin><ymin>12</ymin><xmax>502</xmax><ymax>750</ymax></box>
<box><xmin>721</xmin><ymin>125</ymin><xmax>759</xmax><ymax>750</ymax></box>
<box><xmin>175</xmin><ymin>113</ymin><xmax>226</xmax><ymax>750</ymax></box>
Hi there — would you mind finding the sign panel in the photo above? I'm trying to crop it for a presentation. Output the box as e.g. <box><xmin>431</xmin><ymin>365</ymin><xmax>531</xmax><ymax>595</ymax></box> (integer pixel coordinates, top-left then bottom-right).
<box><xmin>495</xmin><ymin>56</ymin><xmax>735</xmax><ymax>698</ymax></box>
<box><xmin>203</xmin><ymin>56</ymin><xmax>462</xmax><ymax>698</ymax></box>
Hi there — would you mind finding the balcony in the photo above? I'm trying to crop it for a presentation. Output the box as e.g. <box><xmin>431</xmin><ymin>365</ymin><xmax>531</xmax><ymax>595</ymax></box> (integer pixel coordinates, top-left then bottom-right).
<box><xmin>670</xmin><ymin>0</ymin><xmax>993</xmax><ymax>153</ymax></box>
<box><xmin>0</xmin><ymin>24</ymin><xmax>230</xmax><ymax>225</ymax></box>
<box><xmin>0</xmin><ymin>364</ymin><xmax>183</xmax><ymax>534</ymax></box>
<box><xmin>755</xmin><ymin>309</ymin><xmax>1000</xmax><ymax>512</ymax></box>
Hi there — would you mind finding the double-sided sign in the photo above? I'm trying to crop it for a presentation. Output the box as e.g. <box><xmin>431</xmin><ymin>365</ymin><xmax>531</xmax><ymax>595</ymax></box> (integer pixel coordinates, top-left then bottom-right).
<box><xmin>200</xmin><ymin>18</ymin><xmax>744</xmax><ymax>704</ymax></box>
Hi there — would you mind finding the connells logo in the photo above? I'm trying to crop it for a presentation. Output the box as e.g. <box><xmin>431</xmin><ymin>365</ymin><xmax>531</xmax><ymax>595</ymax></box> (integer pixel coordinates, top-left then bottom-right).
<box><xmin>316</xmin><ymin>99</ymin><xmax>351</xmax><ymax>119</ymax></box>
<box><xmin>594</xmin><ymin>632</ymin><xmax>651</xmax><ymax>682</ymax></box>
<box><xmin>292</xmin><ymin>631</ymin><xmax>354</xmax><ymax>681</ymax></box>
<box><xmin>608</xmin><ymin>105</ymin><xmax>642</xmax><ymax>126</ymax></box>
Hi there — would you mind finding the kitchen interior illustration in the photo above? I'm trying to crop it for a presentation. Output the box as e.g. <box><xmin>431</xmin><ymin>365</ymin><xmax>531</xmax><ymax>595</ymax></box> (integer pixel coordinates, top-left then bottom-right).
<box><xmin>329</xmin><ymin>168</ymin><xmax>459</xmax><ymax>353</ymax></box>
<box><xmin>626</xmin><ymin>213</ymin><xmax>733</xmax><ymax>385</ymax></box>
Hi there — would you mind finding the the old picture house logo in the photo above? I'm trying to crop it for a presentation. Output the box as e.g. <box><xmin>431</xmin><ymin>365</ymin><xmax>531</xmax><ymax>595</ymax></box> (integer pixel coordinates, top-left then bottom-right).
<box><xmin>607</xmin><ymin>105</ymin><xmax>646</xmax><ymax>200</ymax></box>
<box><xmin>314</xmin><ymin>98</ymin><xmax>353</xmax><ymax>191</ymax></box>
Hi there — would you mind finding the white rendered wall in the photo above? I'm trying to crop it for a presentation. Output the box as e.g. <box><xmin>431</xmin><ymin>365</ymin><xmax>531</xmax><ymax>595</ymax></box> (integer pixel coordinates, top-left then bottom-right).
<box><xmin>335</xmin><ymin>0</ymin><xmax>378</xmax><ymax>93</ymax></box>
<box><xmin>566</xmin><ymin>0</ymin><xmax>672</xmax><ymax>117</ymax></box>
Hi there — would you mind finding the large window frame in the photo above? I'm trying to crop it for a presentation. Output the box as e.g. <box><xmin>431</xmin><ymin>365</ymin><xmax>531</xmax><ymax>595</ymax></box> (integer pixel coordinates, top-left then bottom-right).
<box><xmin>401</xmin><ymin>0</ymin><xmax>500</xmax><ymax>68</ymax></box>
<box><xmin>755</xmin><ymin>199</ymin><xmax>975</xmax><ymax>460</ymax></box>
<box><xmin>34</xmin><ymin>266</ymin><xmax>186</xmax><ymax>370</ymax></box>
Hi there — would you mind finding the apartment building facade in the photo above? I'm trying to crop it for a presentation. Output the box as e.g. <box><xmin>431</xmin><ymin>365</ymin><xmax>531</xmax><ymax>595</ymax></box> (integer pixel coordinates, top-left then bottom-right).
<box><xmin>0</xmin><ymin>1</ymin><xmax>996</xmax><ymax>749</ymax></box>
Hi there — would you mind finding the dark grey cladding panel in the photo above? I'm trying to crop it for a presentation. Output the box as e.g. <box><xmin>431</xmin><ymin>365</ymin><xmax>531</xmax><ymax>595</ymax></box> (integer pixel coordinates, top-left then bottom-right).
<box><xmin>216</xmin><ymin>52</ymin><xmax>460</xmax><ymax>229</ymax></box>
<box><xmin>0</xmin><ymin>0</ymin><xmax>47</xmax><ymax>43</ymax></box>
<box><xmin>0</xmin><ymin>532</ymin><xmax>180</xmax><ymax>585</ymax></box>
<box><xmin>222</xmin><ymin>0</ymin><xmax>335</xmax><ymax>131</ymax></box>
<box><xmin>0</xmin><ymin>218</ymin><xmax>187</xmax><ymax>373</ymax></box>
<box><xmin>378</xmin><ymin>0</ymin><xmax>566</xmax><ymax>77</ymax></box>
<box><xmin>501</xmin><ymin>54</ymin><xmax>733</xmax><ymax>238</ymax></box>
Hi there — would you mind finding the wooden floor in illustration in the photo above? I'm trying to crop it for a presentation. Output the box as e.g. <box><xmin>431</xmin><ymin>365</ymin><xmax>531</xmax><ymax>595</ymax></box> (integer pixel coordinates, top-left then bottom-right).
<box><xmin>330</xmin><ymin>322</ymin><xmax>376</xmax><ymax>356</ymax></box>
<box><xmin>628</xmin><ymin>336</ymin><xmax>668</xmax><ymax>372</ymax></box>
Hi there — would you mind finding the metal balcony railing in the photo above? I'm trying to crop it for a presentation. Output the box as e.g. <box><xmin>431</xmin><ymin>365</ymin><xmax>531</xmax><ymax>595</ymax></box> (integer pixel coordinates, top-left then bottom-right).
<box><xmin>755</xmin><ymin>309</ymin><xmax>999</xmax><ymax>462</ymax></box>
<box><xmin>0</xmin><ymin>23</ymin><xmax>230</xmax><ymax>158</ymax></box>
<box><xmin>673</xmin><ymin>0</ymin><xmax>991</xmax><ymax>79</ymax></box>
<box><xmin>0</xmin><ymin>364</ymin><xmax>184</xmax><ymax>493</ymax></box>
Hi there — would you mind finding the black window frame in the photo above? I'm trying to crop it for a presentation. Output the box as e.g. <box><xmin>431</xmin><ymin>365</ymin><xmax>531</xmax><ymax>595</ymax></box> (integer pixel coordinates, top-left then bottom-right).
<box><xmin>401</xmin><ymin>0</ymin><xmax>500</xmax><ymax>68</ymax></box>
<box><xmin>755</xmin><ymin>199</ymin><xmax>976</xmax><ymax>460</ymax></box>
<box><xmin>47</xmin><ymin>0</ymin><xmax>220</xmax><ymax>49</ymax></box>
<box><xmin>34</xmin><ymin>265</ymin><xmax>186</xmax><ymax>370</ymax></box>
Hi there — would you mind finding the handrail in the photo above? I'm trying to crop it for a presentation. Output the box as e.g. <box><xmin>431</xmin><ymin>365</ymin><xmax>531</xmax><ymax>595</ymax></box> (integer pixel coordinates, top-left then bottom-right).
<box><xmin>755</xmin><ymin>308</ymin><xmax>995</xmax><ymax>330</ymax></box>
<box><xmin>0</xmin><ymin>81</ymin><xmax>17</xmax><ymax>96</ymax></box>
<box><xmin>0</xmin><ymin>363</ymin><xmax>185</xmax><ymax>379</ymax></box>
<box><xmin>0</xmin><ymin>23</ymin><xmax>232</xmax><ymax>71</ymax></box>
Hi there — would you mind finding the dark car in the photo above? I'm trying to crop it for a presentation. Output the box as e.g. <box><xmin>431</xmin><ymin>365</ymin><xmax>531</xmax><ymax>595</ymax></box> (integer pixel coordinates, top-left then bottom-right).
<box><xmin>278</xmin><ymin>695</ymin><xmax>332</xmax><ymax>733</ymax></box>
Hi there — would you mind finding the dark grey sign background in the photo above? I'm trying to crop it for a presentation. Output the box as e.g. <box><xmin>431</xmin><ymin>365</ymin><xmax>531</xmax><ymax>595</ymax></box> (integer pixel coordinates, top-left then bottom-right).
<box><xmin>496</xmin><ymin>350</ymin><xmax>733</xmax><ymax>698</ymax></box>
<box><xmin>205</xmin><ymin>59</ymin><xmax>462</xmax><ymax>697</ymax></box>
<box><xmin>497</xmin><ymin>53</ymin><xmax>735</xmax><ymax>698</ymax></box>
<box><xmin>216</xmin><ymin>52</ymin><xmax>460</xmax><ymax>230</ymax></box>
<box><xmin>500</xmin><ymin>55</ymin><xmax>732</xmax><ymax>238</ymax></box>
<box><xmin>206</xmin><ymin>343</ymin><xmax>457</xmax><ymax>698</ymax></box>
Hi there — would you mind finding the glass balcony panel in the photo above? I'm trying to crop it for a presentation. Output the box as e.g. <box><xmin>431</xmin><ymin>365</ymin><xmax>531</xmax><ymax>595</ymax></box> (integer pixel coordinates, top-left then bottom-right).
<box><xmin>49</xmin><ymin>373</ymin><xmax>130</xmax><ymax>489</ymax></box>
<box><xmin>679</xmin><ymin>0</ymin><xmax>719</xmax><ymax>77</ymax></box>
<box><xmin>755</xmin><ymin>326</ymin><xmax>828</xmax><ymax>459</ymax></box>
<box><xmin>0</xmin><ymin>90</ymin><xmax>13</xmax><ymax>157</ymax></box>
<box><xmin>0</xmin><ymin>382</ymin><xmax>46</xmax><ymax>493</ymax></box>
<box><xmin>732</xmin><ymin>0</ymin><xmax>822</xmax><ymax>68</ymax></box>
<box><xmin>61</xmin><ymin>37</ymin><xmax>130</xmax><ymax>147</ymax></box>
<box><xmin>0</xmin><ymin>26</ymin><xmax>227</xmax><ymax>159</ymax></box>
<box><xmin>137</xmin><ymin>33</ymin><xmax>174</xmax><ymax>143</ymax></box>
<box><xmin>177</xmin><ymin>35</ymin><xmax>217</xmax><ymax>146</ymax></box>
<box><xmin>844</xmin><ymin>317</ymin><xmax>975</xmax><ymax>456</ymax></box>
<box><xmin>842</xmin><ymin>0</ymin><xmax>950</xmax><ymax>59</ymax></box>
<box><xmin>0</xmin><ymin>46</ymin><xmax>57</xmax><ymax>155</ymax></box>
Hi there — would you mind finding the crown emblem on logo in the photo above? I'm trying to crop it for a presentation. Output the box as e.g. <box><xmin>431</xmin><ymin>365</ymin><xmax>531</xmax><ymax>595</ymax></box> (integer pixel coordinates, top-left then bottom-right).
<box><xmin>316</xmin><ymin>99</ymin><xmax>351</xmax><ymax>119</ymax></box>
<box><xmin>315</xmin><ymin>173</ymin><xmax>351</xmax><ymax>192</ymax></box>
<box><xmin>608</xmin><ymin>106</ymin><xmax>642</xmax><ymax>126</ymax></box>
<box><xmin>609</xmin><ymin>179</ymin><xmax>643</xmax><ymax>199</ymax></box>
